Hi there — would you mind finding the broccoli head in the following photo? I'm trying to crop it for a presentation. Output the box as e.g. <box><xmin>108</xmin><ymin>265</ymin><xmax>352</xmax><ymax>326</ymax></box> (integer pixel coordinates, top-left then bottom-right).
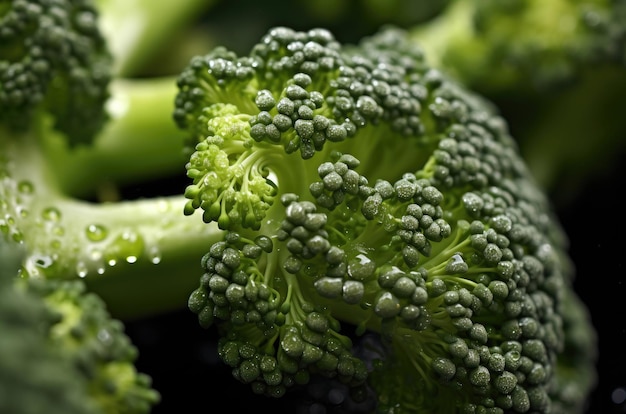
<box><xmin>410</xmin><ymin>0</ymin><xmax>626</xmax><ymax>94</ymax></box>
<box><xmin>0</xmin><ymin>0</ymin><xmax>111</xmax><ymax>145</ymax></box>
<box><xmin>0</xmin><ymin>239</ymin><xmax>160</xmax><ymax>414</ymax></box>
<box><xmin>175</xmin><ymin>26</ymin><xmax>596</xmax><ymax>413</ymax></box>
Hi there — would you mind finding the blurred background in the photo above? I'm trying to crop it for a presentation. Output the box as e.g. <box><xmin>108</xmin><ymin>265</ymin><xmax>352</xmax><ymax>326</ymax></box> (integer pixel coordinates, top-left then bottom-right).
<box><xmin>118</xmin><ymin>0</ymin><xmax>626</xmax><ymax>412</ymax></box>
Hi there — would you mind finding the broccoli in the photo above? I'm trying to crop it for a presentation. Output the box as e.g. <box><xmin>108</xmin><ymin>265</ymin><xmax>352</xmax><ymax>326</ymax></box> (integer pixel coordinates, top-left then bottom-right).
<box><xmin>176</xmin><ymin>26</ymin><xmax>596</xmax><ymax>412</ymax></box>
<box><xmin>407</xmin><ymin>0</ymin><xmax>626</xmax><ymax>199</ymax></box>
<box><xmin>409</xmin><ymin>0</ymin><xmax>626</xmax><ymax>94</ymax></box>
<box><xmin>0</xmin><ymin>0</ymin><xmax>223</xmax><ymax>318</ymax></box>
<box><xmin>0</xmin><ymin>1</ymin><xmax>216</xmax><ymax>412</ymax></box>
<box><xmin>0</xmin><ymin>1</ymin><xmax>600</xmax><ymax>413</ymax></box>
<box><xmin>0</xmin><ymin>239</ymin><xmax>159</xmax><ymax>414</ymax></box>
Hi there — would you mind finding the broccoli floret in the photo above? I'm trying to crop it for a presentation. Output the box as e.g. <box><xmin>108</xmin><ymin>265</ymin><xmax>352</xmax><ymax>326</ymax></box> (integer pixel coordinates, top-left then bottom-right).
<box><xmin>410</xmin><ymin>0</ymin><xmax>626</xmax><ymax>94</ymax></box>
<box><xmin>0</xmin><ymin>242</ymin><xmax>99</xmax><ymax>414</ymax></box>
<box><xmin>0</xmin><ymin>239</ymin><xmax>159</xmax><ymax>414</ymax></box>
<box><xmin>27</xmin><ymin>277</ymin><xmax>161</xmax><ymax>413</ymax></box>
<box><xmin>177</xmin><ymin>26</ymin><xmax>596</xmax><ymax>413</ymax></box>
<box><xmin>407</xmin><ymin>0</ymin><xmax>626</xmax><ymax>205</ymax></box>
<box><xmin>0</xmin><ymin>0</ymin><xmax>112</xmax><ymax>145</ymax></box>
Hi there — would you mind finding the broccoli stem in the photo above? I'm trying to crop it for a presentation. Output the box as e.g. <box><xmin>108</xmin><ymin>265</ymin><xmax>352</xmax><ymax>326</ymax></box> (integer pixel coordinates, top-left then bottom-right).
<box><xmin>1</xmin><ymin>121</ymin><xmax>224</xmax><ymax>320</ymax></box>
<box><xmin>95</xmin><ymin>0</ymin><xmax>219</xmax><ymax>77</ymax></box>
<box><xmin>43</xmin><ymin>77</ymin><xmax>188</xmax><ymax>201</ymax></box>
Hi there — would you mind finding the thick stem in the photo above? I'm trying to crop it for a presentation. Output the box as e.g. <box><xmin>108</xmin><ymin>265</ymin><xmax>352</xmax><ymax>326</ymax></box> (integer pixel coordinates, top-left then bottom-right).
<box><xmin>96</xmin><ymin>0</ymin><xmax>218</xmax><ymax>77</ymax></box>
<box><xmin>44</xmin><ymin>77</ymin><xmax>188</xmax><ymax>200</ymax></box>
<box><xmin>1</xmin><ymin>125</ymin><xmax>223</xmax><ymax>320</ymax></box>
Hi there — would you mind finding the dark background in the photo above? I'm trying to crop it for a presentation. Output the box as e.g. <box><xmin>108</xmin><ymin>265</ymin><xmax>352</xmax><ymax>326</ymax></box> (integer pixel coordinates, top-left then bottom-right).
<box><xmin>124</xmin><ymin>156</ymin><xmax>626</xmax><ymax>413</ymax></box>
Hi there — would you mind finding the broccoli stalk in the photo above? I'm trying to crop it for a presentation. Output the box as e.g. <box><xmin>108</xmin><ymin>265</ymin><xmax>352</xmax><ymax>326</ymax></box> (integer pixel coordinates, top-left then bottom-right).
<box><xmin>0</xmin><ymin>101</ymin><xmax>223</xmax><ymax>319</ymax></box>
<box><xmin>94</xmin><ymin>0</ymin><xmax>219</xmax><ymax>77</ymax></box>
<box><xmin>42</xmin><ymin>77</ymin><xmax>187</xmax><ymax>199</ymax></box>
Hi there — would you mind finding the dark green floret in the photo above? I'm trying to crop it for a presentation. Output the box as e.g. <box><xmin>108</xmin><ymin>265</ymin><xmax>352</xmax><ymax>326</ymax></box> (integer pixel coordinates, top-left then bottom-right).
<box><xmin>410</xmin><ymin>0</ymin><xmax>626</xmax><ymax>93</ymax></box>
<box><xmin>177</xmin><ymin>26</ymin><xmax>596</xmax><ymax>413</ymax></box>
<box><xmin>0</xmin><ymin>240</ymin><xmax>159</xmax><ymax>414</ymax></box>
<box><xmin>0</xmin><ymin>0</ymin><xmax>112</xmax><ymax>145</ymax></box>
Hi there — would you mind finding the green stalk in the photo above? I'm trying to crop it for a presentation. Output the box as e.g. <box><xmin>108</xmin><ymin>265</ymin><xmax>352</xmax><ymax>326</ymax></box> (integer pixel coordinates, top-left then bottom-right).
<box><xmin>1</xmin><ymin>122</ymin><xmax>223</xmax><ymax>320</ymax></box>
<box><xmin>96</xmin><ymin>0</ymin><xmax>218</xmax><ymax>77</ymax></box>
<box><xmin>44</xmin><ymin>77</ymin><xmax>188</xmax><ymax>200</ymax></box>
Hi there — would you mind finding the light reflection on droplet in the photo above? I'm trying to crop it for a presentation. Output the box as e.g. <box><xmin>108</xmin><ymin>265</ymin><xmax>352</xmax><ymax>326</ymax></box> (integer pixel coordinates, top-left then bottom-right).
<box><xmin>612</xmin><ymin>387</ymin><xmax>626</xmax><ymax>404</ymax></box>
<box><xmin>90</xmin><ymin>249</ymin><xmax>102</xmax><ymax>261</ymax></box>
<box><xmin>148</xmin><ymin>245</ymin><xmax>161</xmax><ymax>264</ymax></box>
<box><xmin>76</xmin><ymin>262</ymin><xmax>88</xmax><ymax>278</ymax></box>
<box><xmin>86</xmin><ymin>223</ymin><xmax>107</xmax><ymax>241</ymax></box>
<box><xmin>42</xmin><ymin>207</ymin><xmax>61</xmax><ymax>222</ymax></box>
<box><xmin>97</xmin><ymin>328</ymin><xmax>112</xmax><ymax>344</ymax></box>
<box><xmin>17</xmin><ymin>180</ymin><xmax>34</xmax><ymax>194</ymax></box>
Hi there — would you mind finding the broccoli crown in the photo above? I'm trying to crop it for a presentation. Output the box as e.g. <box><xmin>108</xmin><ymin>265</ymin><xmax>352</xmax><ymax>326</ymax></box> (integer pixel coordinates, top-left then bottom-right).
<box><xmin>413</xmin><ymin>0</ymin><xmax>626</xmax><ymax>93</ymax></box>
<box><xmin>0</xmin><ymin>244</ymin><xmax>100</xmax><ymax>414</ymax></box>
<box><xmin>175</xmin><ymin>26</ymin><xmax>596</xmax><ymax>413</ymax></box>
<box><xmin>0</xmin><ymin>238</ymin><xmax>160</xmax><ymax>414</ymax></box>
<box><xmin>473</xmin><ymin>0</ymin><xmax>626</xmax><ymax>85</ymax></box>
<box><xmin>29</xmin><ymin>278</ymin><xmax>160</xmax><ymax>414</ymax></box>
<box><xmin>0</xmin><ymin>0</ymin><xmax>111</xmax><ymax>144</ymax></box>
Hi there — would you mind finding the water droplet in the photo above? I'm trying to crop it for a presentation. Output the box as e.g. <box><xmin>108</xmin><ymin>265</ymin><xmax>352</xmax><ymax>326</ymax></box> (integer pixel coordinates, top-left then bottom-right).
<box><xmin>17</xmin><ymin>180</ymin><xmax>34</xmax><ymax>194</ymax></box>
<box><xmin>11</xmin><ymin>230</ymin><xmax>23</xmax><ymax>243</ymax></box>
<box><xmin>97</xmin><ymin>328</ymin><xmax>112</xmax><ymax>344</ymax></box>
<box><xmin>104</xmin><ymin>230</ymin><xmax>144</xmax><ymax>266</ymax></box>
<box><xmin>89</xmin><ymin>248</ymin><xmax>102</xmax><ymax>261</ymax></box>
<box><xmin>612</xmin><ymin>387</ymin><xmax>626</xmax><ymax>404</ymax></box>
<box><xmin>86</xmin><ymin>224</ymin><xmax>107</xmax><ymax>241</ymax></box>
<box><xmin>32</xmin><ymin>255</ymin><xmax>54</xmax><ymax>268</ymax></box>
<box><xmin>52</xmin><ymin>225</ymin><xmax>65</xmax><ymax>236</ymax></box>
<box><xmin>76</xmin><ymin>261</ymin><xmax>88</xmax><ymax>278</ymax></box>
<box><xmin>16</xmin><ymin>206</ymin><xmax>28</xmax><ymax>218</ymax></box>
<box><xmin>148</xmin><ymin>245</ymin><xmax>162</xmax><ymax>264</ymax></box>
<box><xmin>42</xmin><ymin>207</ymin><xmax>62</xmax><ymax>222</ymax></box>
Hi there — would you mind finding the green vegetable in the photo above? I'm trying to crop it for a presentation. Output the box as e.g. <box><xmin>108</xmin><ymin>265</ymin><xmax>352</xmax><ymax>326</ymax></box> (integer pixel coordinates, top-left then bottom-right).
<box><xmin>0</xmin><ymin>1</ymin><xmax>600</xmax><ymax>413</ymax></box>
<box><xmin>410</xmin><ymin>0</ymin><xmax>626</xmax><ymax>94</ymax></box>
<box><xmin>408</xmin><ymin>0</ymin><xmax>626</xmax><ymax>198</ymax></box>
<box><xmin>0</xmin><ymin>239</ymin><xmax>159</xmax><ymax>414</ymax></box>
<box><xmin>176</xmin><ymin>26</ymin><xmax>596</xmax><ymax>412</ymax></box>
